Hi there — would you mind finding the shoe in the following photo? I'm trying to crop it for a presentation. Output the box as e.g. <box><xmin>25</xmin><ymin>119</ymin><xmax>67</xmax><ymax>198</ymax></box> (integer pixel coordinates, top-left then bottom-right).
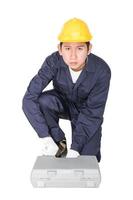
<box><xmin>55</xmin><ymin>139</ymin><xmax>67</xmax><ymax>158</ymax></box>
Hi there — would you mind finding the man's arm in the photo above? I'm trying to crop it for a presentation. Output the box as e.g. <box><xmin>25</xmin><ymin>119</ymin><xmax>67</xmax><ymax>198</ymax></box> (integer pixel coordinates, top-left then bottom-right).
<box><xmin>23</xmin><ymin>56</ymin><xmax>56</xmax><ymax>101</ymax></box>
<box><xmin>22</xmin><ymin>55</ymin><xmax>57</xmax><ymax>137</ymax></box>
<box><xmin>71</xmin><ymin>66</ymin><xmax>111</xmax><ymax>152</ymax></box>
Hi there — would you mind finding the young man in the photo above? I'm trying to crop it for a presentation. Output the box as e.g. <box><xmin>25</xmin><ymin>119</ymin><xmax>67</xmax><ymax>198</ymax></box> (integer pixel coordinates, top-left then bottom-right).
<box><xmin>22</xmin><ymin>18</ymin><xmax>111</xmax><ymax>162</ymax></box>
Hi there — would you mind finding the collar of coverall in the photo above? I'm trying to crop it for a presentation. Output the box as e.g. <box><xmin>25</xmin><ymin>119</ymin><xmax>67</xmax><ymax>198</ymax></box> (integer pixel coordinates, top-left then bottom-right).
<box><xmin>59</xmin><ymin>52</ymin><xmax>96</xmax><ymax>73</ymax></box>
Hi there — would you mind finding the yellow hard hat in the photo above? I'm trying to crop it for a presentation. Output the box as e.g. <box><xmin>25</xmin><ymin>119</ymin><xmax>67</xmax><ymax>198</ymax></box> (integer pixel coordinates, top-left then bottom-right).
<box><xmin>58</xmin><ymin>18</ymin><xmax>93</xmax><ymax>42</ymax></box>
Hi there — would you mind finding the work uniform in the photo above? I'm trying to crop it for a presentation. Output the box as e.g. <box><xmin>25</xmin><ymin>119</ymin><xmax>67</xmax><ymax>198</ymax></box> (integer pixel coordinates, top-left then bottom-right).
<box><xmin>22</xmin><ymin>51</ymin><xmax>111</xmax><ymax>162</ymax></box>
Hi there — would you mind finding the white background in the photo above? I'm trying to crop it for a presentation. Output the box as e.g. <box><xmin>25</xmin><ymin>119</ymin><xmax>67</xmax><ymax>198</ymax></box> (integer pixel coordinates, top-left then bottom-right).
<box><xmin>0</xmin><ymin>0</ymin><xmax>133</xmax><ymax>199</ymax></box>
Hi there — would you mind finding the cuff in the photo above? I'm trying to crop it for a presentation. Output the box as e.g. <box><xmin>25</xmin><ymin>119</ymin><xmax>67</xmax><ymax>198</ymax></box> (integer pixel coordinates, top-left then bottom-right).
<box><xmin>71</xmin><ymin>134</ymin><xmax>87</xmax><ymax>153</ymax></box>
<box><xmin>70</xmin><ymin>142</ymin><xmax>81</xmax><ymax>153</ymax></box>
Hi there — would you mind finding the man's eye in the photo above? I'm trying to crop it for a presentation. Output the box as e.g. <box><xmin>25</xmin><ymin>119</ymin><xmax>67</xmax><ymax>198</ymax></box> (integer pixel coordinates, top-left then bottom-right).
<box><xmin>78</xmin><ymin>48</ymin><xmax>83</xmax><ymax>50</ymax></box>
<box><xmin>65</xmin><ymin>48</ymin><xmax>70</xmax><ymax>50</ymax></box>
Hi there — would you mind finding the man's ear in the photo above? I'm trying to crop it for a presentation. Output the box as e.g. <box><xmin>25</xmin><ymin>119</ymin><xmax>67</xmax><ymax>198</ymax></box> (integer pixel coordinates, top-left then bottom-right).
<box><xmin>57</xmin><ymin>44</ymin><xmax>62</xmax><ymax>55</ymax></box>
<box><xmin>88</xmin><ymin>43</ymin><xmax>92</xmax><ymax>55</ymax></box>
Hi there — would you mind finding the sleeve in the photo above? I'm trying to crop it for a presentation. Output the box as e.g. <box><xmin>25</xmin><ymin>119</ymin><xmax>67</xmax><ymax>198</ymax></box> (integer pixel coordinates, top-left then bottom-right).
<box><xmin>23</xmin><ymin>55</ymin><xmax>56</xmax><ymax>101</ymax></box>
<box><xmin>22</xmin><ymin>55</ymin><xmax>57</xmax><ymax>137</ymax></box>
<box><xmin>71</xmin><ymin>66</ymin><xmax>111</xmax><ymax>152</ymax></box>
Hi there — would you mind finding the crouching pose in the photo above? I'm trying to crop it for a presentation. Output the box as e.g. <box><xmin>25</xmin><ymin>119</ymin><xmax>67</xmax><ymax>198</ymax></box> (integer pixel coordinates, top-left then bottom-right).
<box><xmin>22</xmin><ymin>18</ymin><xmax>111</xmax><ymax>162</ymax></box>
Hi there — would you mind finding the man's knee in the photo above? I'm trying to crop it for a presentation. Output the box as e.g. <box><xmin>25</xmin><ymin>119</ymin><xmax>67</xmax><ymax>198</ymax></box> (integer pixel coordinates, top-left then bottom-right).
<box><xmin>38</xmin><ymin>92</ymin><xmax>57</xmax><ymax>111</ymax></box>
<box><xmin>39</xmin><ymin>93</ymin><xmax>51</xmax><ymax>109</ymax></box>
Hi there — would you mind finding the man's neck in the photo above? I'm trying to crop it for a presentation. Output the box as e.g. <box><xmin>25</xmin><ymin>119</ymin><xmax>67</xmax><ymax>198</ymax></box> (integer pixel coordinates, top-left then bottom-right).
<box><xmin>69</xmin><ymin>63</ymin><xmax>85</xmax><ymax>72</ymax></box>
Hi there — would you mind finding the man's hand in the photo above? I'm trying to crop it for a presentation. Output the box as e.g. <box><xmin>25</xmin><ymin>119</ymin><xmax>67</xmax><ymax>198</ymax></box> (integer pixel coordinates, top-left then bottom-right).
<box><xmin>41</xmin><ymin>136</ymin><xmax>58</xmax><ymax>156</ymax></box>
<box><xmin>55</xmin><ymin>139</ymin><xmax>67</xmax><ymax>157</ymax></box>
<box><xmin>66</xmin><ymin>149</ymin><xmax>79</xmax><ymax>158</ymax></box>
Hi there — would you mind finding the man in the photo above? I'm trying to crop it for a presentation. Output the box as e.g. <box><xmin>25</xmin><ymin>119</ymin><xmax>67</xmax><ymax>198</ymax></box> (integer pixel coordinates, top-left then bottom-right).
<box><xmin>22</xmin><ymin>18</ymin><xmax>111</xmax><ymax>162</ymax></box>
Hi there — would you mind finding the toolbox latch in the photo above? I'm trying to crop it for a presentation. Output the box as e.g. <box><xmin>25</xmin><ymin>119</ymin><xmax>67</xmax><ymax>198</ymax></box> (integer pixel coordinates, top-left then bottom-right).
<box><xmin>74</xmin><ymin>170</ymin><xmax>84</xmax><ymax>176</ymax></box>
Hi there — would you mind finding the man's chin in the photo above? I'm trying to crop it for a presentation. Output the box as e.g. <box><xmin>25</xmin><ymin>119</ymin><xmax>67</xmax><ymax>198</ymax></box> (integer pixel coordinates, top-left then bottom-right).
<box><xmin>69</xmin><ymin>65</ymin><xmax>83</xmax><ymax>71</ymax></box>
<box><xmin>69</xmin><ymin>66</ymin><xmax>78</xmax><ymax>71</ymax></box>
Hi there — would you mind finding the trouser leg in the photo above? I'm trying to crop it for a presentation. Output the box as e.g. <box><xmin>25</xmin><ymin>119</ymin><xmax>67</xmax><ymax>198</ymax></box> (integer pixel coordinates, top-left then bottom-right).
<box><xmin>80</xmin><ymin>129</ymin><xmax>102</xmax><ymax>162</ymax></box>
<box><xmin>69</xmin><ymin>102</ymin><xmax>101</xmax><ymax>162</ymax></box>
<box><xmin>38</xmin><ymin>89</ymin><xmax>70</xmax><ymax>143</ymax></box>
<box><xmin>22</xmin><ymin>93</ymin><xmax>50</xmax><ymax>138</ymax></box>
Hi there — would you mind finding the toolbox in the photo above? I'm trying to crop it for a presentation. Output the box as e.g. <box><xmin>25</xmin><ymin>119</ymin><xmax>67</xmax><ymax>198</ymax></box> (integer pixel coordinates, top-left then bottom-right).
<box><xmin>31</xmin><ymin>155</ymin><xmax>101</xmax><ymax>188</ymax></box>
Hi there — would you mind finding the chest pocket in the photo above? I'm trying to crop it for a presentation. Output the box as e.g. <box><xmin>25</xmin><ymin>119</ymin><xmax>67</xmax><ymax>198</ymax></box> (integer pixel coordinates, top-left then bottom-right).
<box><xmin>77</xmin><ymin>84</ymin><xmax>89</xmax><ymax>100</ymax></box>
<box><xmin>53</xmin><ymin>81</ymin><xmax>69</xmax><ymax>95</ymax></box>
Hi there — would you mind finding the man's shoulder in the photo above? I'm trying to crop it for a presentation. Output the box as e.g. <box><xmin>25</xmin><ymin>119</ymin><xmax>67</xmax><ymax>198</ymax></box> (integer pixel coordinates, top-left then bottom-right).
<box><xmin>90</xmin><ymin>53</ymin><xmax>111</xmax><ymax>74</ymax></box>
<box><xmin>46</xmin><ymin>51</ymin><xmax>61</xmax><ymax>63</ymax></box>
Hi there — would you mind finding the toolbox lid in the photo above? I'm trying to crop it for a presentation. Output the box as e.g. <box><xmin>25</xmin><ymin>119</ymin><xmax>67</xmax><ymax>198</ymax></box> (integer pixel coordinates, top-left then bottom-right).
<box><xmin>33</xmin><ymin>155</ymin><xmax>100</xmax><ymax>170</ymax></box>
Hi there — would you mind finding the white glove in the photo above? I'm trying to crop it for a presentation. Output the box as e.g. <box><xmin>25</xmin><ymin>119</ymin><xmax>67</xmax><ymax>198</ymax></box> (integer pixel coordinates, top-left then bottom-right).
<box><xmin>66</xmin><ymin>149</ymin><xmax>79</xmax><ymax>158</ymax></box>
<box><xmin>41</xmin><ymin>136</ymin><xmax>58</xmax><ymax>156</ymax></box>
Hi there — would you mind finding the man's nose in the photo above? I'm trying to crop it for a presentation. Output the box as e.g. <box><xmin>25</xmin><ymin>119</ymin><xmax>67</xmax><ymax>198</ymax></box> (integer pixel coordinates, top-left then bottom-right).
<box><xmin>70</xmin><ymin>50</ymin><xmax>77</xmax><ymax>59</ymax></box>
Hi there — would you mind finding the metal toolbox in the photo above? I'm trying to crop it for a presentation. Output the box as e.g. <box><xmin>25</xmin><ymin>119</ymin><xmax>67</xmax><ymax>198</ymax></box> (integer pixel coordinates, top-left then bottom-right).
<box><xmin>31</xmin><ymin>155</ymin><xmax>101</xmax><ymax>188</ymax></box>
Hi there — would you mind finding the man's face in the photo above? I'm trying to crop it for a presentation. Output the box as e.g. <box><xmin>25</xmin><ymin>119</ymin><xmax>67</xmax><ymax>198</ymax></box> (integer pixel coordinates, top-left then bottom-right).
<box><xmin>58</xmin><ymin>42</ymin><xmax>92</xmax><ymax>71</ymax></box>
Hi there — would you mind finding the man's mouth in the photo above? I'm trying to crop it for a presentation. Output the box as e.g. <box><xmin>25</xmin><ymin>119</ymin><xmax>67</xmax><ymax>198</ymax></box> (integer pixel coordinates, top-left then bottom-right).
<box><xmin>70</xmin><ymin>62</ymin><xmax>77</xmax><ymax>65</ymax></box>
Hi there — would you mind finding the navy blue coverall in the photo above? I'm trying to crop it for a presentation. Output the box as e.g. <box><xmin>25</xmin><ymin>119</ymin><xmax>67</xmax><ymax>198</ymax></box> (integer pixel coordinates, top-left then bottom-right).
<box><xmin>22</xmin><ymin>51</ymin><xmax>111</xmax><ymax>162</ymax></box>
